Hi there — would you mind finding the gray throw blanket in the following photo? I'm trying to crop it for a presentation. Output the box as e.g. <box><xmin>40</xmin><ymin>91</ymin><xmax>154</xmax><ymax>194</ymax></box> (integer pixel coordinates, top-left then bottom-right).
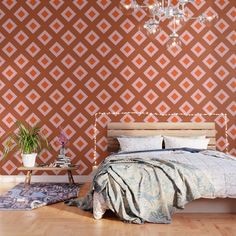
<box><xmin>66</xmin><ymin>153</ymin><xmax>215</xmax><ymax>224</ymax></box>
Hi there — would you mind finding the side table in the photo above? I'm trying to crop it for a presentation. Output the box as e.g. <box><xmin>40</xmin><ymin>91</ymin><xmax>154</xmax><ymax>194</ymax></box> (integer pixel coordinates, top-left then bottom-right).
<box><xmin>18</xmin><ymin>166</ymin><xmax>78</xmax><ymax>186</ymax></box>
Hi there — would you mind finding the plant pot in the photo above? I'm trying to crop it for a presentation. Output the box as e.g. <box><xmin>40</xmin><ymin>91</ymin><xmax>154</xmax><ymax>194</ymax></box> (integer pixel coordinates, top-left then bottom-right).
<box><xmin>22</xmin><ymin>153</ymin><xmax>37</xmax><ymax>167</ymax></box>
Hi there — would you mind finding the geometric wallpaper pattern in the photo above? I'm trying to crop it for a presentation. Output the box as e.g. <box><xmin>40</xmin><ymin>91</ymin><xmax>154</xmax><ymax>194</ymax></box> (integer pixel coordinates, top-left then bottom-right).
<box><xmin>0</xmin><ymin>0</ymin><xmax>235</xmax><ymax>175</ymax></box>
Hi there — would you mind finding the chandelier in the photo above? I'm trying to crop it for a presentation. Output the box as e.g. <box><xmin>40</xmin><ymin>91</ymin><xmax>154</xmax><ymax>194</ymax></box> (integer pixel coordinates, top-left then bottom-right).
<box><xmin>119</xmin><ymin>0</ymin><xmax>218</xmax><ymax>48</ymax></box>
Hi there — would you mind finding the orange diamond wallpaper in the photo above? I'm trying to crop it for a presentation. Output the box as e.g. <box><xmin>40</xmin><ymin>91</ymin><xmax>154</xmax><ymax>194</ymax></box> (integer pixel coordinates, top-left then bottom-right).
<box><xmin>0</xmin><ymin>0</ymin><xmax>235</xmax><ymax>175</ymax></box>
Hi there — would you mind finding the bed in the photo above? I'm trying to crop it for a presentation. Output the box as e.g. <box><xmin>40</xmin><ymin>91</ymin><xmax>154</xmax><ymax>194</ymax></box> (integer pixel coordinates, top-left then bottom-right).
<box><xmin>67</xmin><ymin>122</ymin><xmax>236</xmax><ymax>224</ymax></box>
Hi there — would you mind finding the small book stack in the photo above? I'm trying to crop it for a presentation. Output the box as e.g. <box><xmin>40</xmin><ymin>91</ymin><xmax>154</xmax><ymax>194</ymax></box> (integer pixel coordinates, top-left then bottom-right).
<box><xmin>53</xmin><ymin>155</ymin><xmax>71</xmax><ymax>168</ymax></box>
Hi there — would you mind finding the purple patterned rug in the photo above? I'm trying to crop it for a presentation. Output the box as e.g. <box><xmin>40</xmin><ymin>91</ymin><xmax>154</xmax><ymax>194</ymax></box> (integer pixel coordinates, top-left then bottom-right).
<box><xmin>0</xmin><ymin>183</ymin><xmax>80</xmax><ymax>210</ymax></box>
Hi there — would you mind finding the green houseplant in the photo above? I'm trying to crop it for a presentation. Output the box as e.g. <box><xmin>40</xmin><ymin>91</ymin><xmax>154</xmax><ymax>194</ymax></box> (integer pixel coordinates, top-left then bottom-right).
<box><xmin>3</xmin><ymin>121</ymin><xmax>49</xmax><ymax>167</ymax></box>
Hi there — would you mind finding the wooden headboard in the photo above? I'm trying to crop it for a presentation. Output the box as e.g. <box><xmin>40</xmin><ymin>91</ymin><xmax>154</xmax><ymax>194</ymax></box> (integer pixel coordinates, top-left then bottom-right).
<box><xmin>107</xmin><ymin>122</ymin><xmax>216</xmax><ymax>152</ymax></box>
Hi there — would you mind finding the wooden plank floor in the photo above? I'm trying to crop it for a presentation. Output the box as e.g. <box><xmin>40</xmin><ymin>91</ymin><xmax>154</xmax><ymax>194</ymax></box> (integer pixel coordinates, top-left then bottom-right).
<box><xmin>0</xmin><ymin>183</ymin><xmax>235</xmax><ymax>236</ymax></box>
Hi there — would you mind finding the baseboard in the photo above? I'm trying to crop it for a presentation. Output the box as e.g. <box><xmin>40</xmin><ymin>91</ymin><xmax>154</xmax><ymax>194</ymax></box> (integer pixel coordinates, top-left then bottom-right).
<box><xmin>0</xmin><ymin>175</ymin><xmax>93</xmax><ymax>183</ymax></box>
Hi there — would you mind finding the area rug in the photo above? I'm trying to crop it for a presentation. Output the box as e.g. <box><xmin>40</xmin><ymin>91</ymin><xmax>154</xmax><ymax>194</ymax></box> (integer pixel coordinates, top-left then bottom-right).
<box><xmin>0</xmin><ymin>183</ymin><xmax>80</xmax><ymax>210</ymax></box>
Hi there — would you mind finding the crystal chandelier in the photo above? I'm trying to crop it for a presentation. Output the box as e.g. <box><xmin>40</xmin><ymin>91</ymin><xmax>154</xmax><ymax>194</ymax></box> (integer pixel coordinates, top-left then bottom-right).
<box><xmin>120</xmin><ymin>0</ymin><xmax>218</xmax><ymax>48</ymax></box>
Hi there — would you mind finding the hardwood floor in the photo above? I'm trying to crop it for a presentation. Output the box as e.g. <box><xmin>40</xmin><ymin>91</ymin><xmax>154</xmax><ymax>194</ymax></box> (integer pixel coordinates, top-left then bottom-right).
<box><xmin>0</xmin><ymin>183</ymin><xmax>235</xmax><ymax>236</ymax></box>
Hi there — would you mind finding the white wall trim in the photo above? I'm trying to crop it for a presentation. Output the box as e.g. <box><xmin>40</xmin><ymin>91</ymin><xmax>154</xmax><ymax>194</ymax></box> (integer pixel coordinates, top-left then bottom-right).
<box><xmin>0</xmin><ymin>175</ymin><xmax>92</xmax><ymax>183</ymax></box>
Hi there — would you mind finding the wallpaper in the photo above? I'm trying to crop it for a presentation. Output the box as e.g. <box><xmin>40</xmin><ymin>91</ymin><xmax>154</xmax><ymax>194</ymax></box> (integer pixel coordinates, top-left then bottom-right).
<box><xmin>0</xmin><ymin>0</ymin><xmax>235</xmax><ymax>175</ymax></box>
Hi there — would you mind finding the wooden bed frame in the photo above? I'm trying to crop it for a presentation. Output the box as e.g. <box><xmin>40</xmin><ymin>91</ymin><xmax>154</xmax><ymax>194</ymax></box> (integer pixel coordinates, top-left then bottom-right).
<box><xmin>107</xmin><ymin>122</ymin><xmax>216</xmax><ymax>152</ymax></box>
<box><xmin>106</xmin><ymin>122</ymin><xmax>236</xmax><ymax>213</ymax></box>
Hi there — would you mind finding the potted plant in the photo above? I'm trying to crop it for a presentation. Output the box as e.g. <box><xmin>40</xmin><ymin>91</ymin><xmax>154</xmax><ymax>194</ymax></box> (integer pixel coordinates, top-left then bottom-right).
<box><xmin>3</xmin><ymin>121</ymin><xmax>49</xmax><ymax>167</ymax></box>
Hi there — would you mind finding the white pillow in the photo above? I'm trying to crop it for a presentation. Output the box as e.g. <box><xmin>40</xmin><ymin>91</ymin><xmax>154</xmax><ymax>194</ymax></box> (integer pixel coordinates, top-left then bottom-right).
<box><xmin>117</xmin><ymin>136</ymin><xmax>163</xmax><ymax>152</ymax></box>
<box><xmin>163</xmin><ymin>136</ymin><xmax>210</xmax><ymax>149</ymax></box>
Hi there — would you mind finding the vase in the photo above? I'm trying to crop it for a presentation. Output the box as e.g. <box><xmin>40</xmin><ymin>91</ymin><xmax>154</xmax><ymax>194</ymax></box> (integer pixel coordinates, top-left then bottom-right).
<box><xmin>22</xmin><ymin>153</ymin><xmax>37</xmax><ymax>167</ymax></box>
<box><xmin>58</xmin><ymin>143</ymin><xmax>66</xmax><ymax>158</ymax></box>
